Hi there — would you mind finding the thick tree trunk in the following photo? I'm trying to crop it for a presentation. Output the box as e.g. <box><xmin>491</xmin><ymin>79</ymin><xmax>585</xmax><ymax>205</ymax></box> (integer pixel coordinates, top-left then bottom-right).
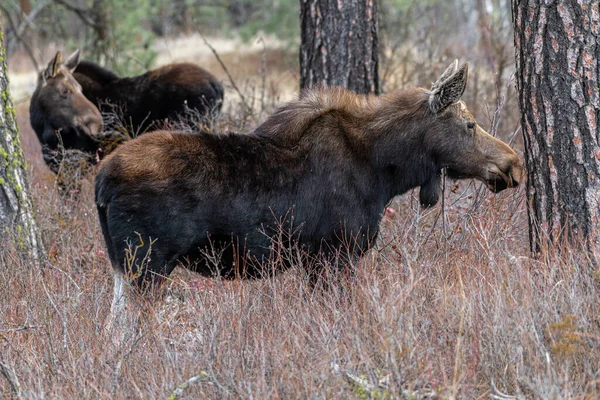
<box><xmin>512</xmin><ymin>1</ymin><xmax>600</xmax><ymax>253</ymax></box>
<box><xmin>300</xmin><ymin>0</ymin><xmax>379</xmax><ymax>94</ymax></box>
<box><xmin>0</xmin><ymin>29</ymin><xmax>42</xmax><ymax>260</ymax></box>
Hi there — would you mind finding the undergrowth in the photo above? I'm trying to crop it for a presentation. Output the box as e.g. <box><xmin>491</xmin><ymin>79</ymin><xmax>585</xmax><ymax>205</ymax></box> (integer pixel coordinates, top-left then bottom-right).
<box><xmin>1</xmin><ymin>50</ymin><xmax>599</xmax><ymax>399</ymax></box>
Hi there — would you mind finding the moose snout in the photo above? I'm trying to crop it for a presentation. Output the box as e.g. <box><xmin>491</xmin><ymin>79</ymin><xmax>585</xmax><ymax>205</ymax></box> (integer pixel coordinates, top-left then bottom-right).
<box><xmin>486</xmin><ymin>154</ymin><xmax>523</xmax><ymax>193</ymax></box>
<box><xmin>79</xmin><ymin>111</ymin><xmax>103</xmax><ymax>137</ymax></box>
<box><xmin>504</xmin><ymin>153</ymin><xmax>522</xmax><ymax>187</ymax></box>
<box><xmin>508</xmin><ymin>162</ymin><xmax>522</xmax><ymax>187</ymax></box>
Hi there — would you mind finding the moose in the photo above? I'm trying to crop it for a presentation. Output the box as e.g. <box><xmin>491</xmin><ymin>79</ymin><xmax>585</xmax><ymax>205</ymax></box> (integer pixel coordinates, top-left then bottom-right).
<box><xmin>70</xmin><ymin>49</ymin><xmax>224</xmax><ymax>134</ymax></box>
<box><xmin>29</xmin><ymin>50</ymin><xmax>224</xmax><ymax>176</ymax></box>
<box><xmin>96</xmin><ymin>61</ymin><xmax>522</xmax><ymax>316</ymax></box>
<box><xmin>29</xmin><ymin>51</ymin><xmax>104</xmax><ymax>175</ymax></box>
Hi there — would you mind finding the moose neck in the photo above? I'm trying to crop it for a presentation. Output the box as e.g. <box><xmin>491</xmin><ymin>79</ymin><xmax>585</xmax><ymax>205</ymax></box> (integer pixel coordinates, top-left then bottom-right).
<box><xmin>74</xmin><ymin>62</ymin><xmax>142</xmax><ymax>106</ymax></box>
<box><xmin>29</xmin><ymin>83</ymin><xmax>45</xmax><ymax>138</ymax></box>
<box><xmin>368</xmin><ymin>90</ymin><xmax>440</xmax><ymax>200</ymax></box>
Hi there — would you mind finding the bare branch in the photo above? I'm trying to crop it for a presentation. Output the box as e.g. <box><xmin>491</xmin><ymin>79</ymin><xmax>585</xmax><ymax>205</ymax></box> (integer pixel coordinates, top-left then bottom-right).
<box><xmin>15</xmin><ymin>0</ymin><xmax>50</xmax><ymax>37</ymax></box>
<box><xmin>169</xmin><ymin>372</ymin><xmax>213</xmax><ymax>399</ymax></box>
<box><xmin>0</xmin><ymin>361</ymin><xmax>21</xmax><ymax>398</ymax></box>
<box><xmin>0</xmin><ymin>324</ymin><xmax>40</xmax><ymax>333</ymax></box>
<box><xmin>0</xmin><ymin>3</ymin><xmax>40</xmax><ymax>70</ymax></box>
<box><xmin>199</xmin><ymin>32</ymin><xmax>252</xmax><ymax>115</ymax></box>
<box><xmin>53</xmin><ymin>0</ymin><xmax>99</xmax><ymax>28</ymax></box>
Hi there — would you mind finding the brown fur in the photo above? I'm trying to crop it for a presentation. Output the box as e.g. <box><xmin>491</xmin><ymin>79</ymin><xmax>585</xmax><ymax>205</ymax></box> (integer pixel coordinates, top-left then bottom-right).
<box><xmin>104</xmin><ymin>131</ymin><xmax>209</xmax><ymax>182</ymax></box>
<box><xmin>29</xmin><ymin>53</ymin><xmax>104</xmax><ymax>176</ymax></box>
<box><xmin>147</xmin><ymin>63</ymin><xmax>218</xmax><ymax>86</ymax></box>
<box><xmin>96</xmin><ymin>61</ymin><xmax>522</xmax><ymax>291</ymax></box>
<box><xmin>259</xmin><ymin>86</ymin><xmax>429</xmax><ymax>145</ymax></box>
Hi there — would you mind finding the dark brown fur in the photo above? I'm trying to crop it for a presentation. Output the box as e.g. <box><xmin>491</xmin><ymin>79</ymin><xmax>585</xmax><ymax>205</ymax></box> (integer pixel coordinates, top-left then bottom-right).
<box><xmin>73</xmin><ymin>60</ymin><xmax>223</xmax><ymax>134</ymax></box>
<box><xmin>30</xmin><ymin>50</ymin><xmax>223</xmax><ymax>180</ymax></box>
<box><xmin>29</xmin><ymin>52</ymin><xmax>103</xmax><ymax>175</ymax></box>
<box><xmin>96</xmin><ymin>62</ymin><xmax>523</xmax><ymax>291</ymax></box>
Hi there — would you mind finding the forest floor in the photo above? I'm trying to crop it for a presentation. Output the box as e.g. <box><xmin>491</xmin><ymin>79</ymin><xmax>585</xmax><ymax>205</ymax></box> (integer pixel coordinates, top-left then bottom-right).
<box><xmin>2</xmin><ymin>36</ymin><xmax>599</xmax><ymax>399</ymax></box>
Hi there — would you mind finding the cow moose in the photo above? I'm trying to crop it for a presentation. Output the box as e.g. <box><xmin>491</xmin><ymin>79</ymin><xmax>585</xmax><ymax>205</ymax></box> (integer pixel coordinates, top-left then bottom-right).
<box><xmin>70</xmin><ymin>49</ymin><xmax>224</xmax><ymax>134</ymax></box>
<box><xmin>29</xmin><ymin>49</ymin><xmax>224</xmax><ymax>177</ymax></box>
<box><xmin>96</xmin><ymin>61</ymin><xmax>522</xmax><ymax>316</ymax></box>
<box><xmin>29</xmin><ymin>51</ymin><xmax>104</xmax><ymax>176</ymax></box>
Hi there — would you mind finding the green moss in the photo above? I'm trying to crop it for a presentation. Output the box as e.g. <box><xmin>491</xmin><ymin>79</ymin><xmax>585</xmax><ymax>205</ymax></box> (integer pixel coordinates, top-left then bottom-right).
<box><xmin>0</xmin><ymin>20</ymin><xmax>38</xmax><ymax>241</ymax></box>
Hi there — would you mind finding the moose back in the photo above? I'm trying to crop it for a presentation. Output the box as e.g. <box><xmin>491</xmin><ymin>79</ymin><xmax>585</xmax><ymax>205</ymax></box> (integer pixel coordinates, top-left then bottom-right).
<box><xmin>29</xmin><ymin>50</ymin><xmax>223</xmax><ymax>175</ymax></box>
<box><xmin>96</xmin><ymin>61</ymin><xmax>522</xmax><ymax>291</ymax></box>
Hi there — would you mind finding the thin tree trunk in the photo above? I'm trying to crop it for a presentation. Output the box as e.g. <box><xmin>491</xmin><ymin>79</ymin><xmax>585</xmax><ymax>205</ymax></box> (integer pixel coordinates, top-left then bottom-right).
<box><xmin>512</xmin><ymin>1</ymin><xmax>600</xmax><ymax>253</ymax></box>
<box><xmin>19</xmin><ymin>0</ymin><xmax>31</xmax><ymax>16</ymax></box>
<box><xmin>300</xmin><ymin>0</ymin><xmax>379</xmax><ymax>94</ymax></box>
<box><xmin>0</xmin><ymin>28</ymin><xmax>43</xmax><ymax>260</ymax></box>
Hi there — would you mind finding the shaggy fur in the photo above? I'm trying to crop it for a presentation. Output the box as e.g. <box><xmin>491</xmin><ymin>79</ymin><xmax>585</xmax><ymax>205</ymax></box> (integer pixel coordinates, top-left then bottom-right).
<box><xmin>96</xmin><ymin>61</ymin><xmax>522</xmax><ymax>289</ymax></box>
<box><xmin>30</xmin><ymin>50</ymin><xmax>224</xmax><ymax>176</ymax></box>
<box><xmin>73</xmin><ymin>60</ymin><xmax>224</xmax><ymax>133</ymax></box>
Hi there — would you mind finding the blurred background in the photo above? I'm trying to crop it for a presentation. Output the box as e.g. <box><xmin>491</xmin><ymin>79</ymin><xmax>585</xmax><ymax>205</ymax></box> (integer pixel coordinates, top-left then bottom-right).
<box><xmin>2</xmin><ymin>0</ymin><xmax>517</xmax><ymax>137</ymax></box>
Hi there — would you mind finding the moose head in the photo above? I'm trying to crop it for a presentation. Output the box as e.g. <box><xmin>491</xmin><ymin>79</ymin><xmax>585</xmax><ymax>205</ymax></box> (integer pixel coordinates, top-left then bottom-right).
<box><xmin>417</xmin><ymin>60</ymin><xmax>522</xmax><ymax>206</ymax></box>
<box><xmin>31</xmin><ymin>49</ymin><xmax>103</xmax><ymax>154</ymax></box>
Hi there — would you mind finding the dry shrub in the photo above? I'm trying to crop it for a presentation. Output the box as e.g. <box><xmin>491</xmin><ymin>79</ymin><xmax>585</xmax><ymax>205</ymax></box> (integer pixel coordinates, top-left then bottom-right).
<box><xmin>2</xmin><ymin>169</ymin><xmax>599</xmax><ymax>399</ymax></box>
<box><xmin>2</xmin><ymin>50</ymin><xmax>599</xmax><ymax>399</ymax></box>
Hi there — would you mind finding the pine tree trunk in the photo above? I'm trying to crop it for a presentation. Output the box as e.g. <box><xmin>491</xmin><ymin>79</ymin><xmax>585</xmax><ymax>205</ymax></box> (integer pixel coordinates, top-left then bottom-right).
<box><xmin>512</xmin><ymin>1</ymin><xmax>600</xmax><ymax>253</ymax></box>
<box><xmin>0</xmin><ymin>28</ymin><xmax>43</xmax><ymax>260</ymax></box>
<box><xmin>300</xmin><ymin>0</ymin><xmax>379</xmax><ymax>94</ymax></box>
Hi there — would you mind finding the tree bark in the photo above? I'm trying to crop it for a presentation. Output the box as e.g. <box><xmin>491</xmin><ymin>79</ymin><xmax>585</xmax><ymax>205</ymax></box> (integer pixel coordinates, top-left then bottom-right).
<box><xmin>0</xmin><ymin>28</ymin><xmax>43</xmax><ymax>260</ymax></box>
<box><xmin>300</xmin><ymin>0</ymin><xmax>379</xmax><ymax>95</ymax></box>
<box><xmin>512</xmin><ymin>1</ymin><xmax>600</xmax><ymax>253</ymax></box>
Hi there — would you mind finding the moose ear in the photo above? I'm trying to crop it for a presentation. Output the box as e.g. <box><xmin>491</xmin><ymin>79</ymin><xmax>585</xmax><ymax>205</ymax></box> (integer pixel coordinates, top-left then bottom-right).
<box><xmin>431</xmin><ymin>59</ymin><xmax>458</xmax><ymax>91</ymax></box>
<box><xmin>64</xmin><ymin>48</ymin><xmax>81</xmax><ymax>72</ymax></box>
<box><xmin>43</xmin><ymin>51</ymin><xmax>63</xmax><ymax>82</ymax></box>
<box><xmin>429</xmin><ymin>62</ymin><xmax>468</xmax><ymax>114</ymax></box>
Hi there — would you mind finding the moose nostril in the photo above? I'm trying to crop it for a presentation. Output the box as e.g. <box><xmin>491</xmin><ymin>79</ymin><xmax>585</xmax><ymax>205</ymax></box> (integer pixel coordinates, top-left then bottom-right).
<box><xmin>508</xmin><ymin>165</ymin><xmax>522</xmax><ymax>187</ymax></box>
<box><xmin>84</xmin><ymin>115</ymin><xmax>103</xmax><ymax>134</ymax></box>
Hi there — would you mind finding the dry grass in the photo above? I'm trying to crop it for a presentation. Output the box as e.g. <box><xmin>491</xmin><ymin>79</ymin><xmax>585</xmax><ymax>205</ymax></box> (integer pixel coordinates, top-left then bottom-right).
<box><xmin>2</xmin><ymin>52</ymin><xmax>600</xmax><ymax>399</ymax></box>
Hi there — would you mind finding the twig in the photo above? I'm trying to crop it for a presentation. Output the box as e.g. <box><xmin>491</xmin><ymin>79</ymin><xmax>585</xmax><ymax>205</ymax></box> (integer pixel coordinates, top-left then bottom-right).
<box><xmin>199</xmin><ymin>32</ymin><xmax>252</xmax><ymax>114</ymax></box>
<box><xmin>44</xmin><ymin>261</ymin><xmax>82</xmax><ymax>293</ymax></box>
<box><xmin>0</xmin><ymin>325</ymin><xmax>39</xmax><ymax>334</ymax></box>
<box><xmin>167</xmin><ymin>372</ymin><xmax>212</xmax><ymax>400</ymax></box>
<box><xmin>345</xmin><ymin>371</ymin><xmax>381</xmax><ymax>392</ymax></box>
<box><xmin>489</xmin><ymin>379</ymin><xmax>525</xmax><ymax>400</ymax></box>
<box><xmin>0</xmin><ymin>360</ymin><xmax>22</xmax><ymax>399</ymax></box>
<box><xmin>0</xmin><ymin>3</ymin><xmax>40</xmax><ymax>70</ymax></box>
<box><xmin>257</xmin><ymin>36</ymin><xmax>267</xmax><ymax>121</ymax></box>
<box><xmin>53</xmin><ymin>0</ymin><xmax>99</xmax><ymax>28</ymax></box>
<box><xmin>39</xmin><ymin>267</ymin><xmax>69</xmax><ymax>351</ymax></box>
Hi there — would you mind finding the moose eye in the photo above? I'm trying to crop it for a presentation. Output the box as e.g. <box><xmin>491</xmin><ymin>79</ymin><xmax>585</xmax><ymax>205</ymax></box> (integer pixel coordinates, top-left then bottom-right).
<box><xmin>467</xmin><ymin>121</ymin><xmax>476</xmax><ymax>130</ymax></box>
<box><xmin>62</xmin><ymin>88</ymin><xmax>69</xmax><ymax>95</ymax></box>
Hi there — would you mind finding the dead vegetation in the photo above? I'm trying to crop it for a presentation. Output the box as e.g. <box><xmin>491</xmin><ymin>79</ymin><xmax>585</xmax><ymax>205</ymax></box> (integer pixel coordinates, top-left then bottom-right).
<box><xmin>2</xmin><ymin>46</ymin><xmax>600</xmax><ymax>399</ymax></box>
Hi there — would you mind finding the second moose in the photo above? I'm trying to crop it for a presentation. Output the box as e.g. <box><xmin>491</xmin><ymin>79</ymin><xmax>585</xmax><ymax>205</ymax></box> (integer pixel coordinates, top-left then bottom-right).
<box><xmin>30</xmin><ymin>50</ymin><xmax>223</xmax><ymax>175</ymax></box>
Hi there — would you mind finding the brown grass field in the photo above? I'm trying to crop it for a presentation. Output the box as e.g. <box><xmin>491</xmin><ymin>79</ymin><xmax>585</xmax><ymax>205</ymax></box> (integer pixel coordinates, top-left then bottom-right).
<box><xmin>1</xmin><ymin>47</ymin><xmax>600</xmax><ymax>399</ymax></box>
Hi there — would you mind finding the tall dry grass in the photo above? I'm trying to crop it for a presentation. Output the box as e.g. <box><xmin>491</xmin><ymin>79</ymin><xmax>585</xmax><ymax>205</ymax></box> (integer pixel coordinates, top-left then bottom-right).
<box><xmin>2</xmin><ymin>51</ymin><xmax>599</xmax><ymax>399</ymax></box>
